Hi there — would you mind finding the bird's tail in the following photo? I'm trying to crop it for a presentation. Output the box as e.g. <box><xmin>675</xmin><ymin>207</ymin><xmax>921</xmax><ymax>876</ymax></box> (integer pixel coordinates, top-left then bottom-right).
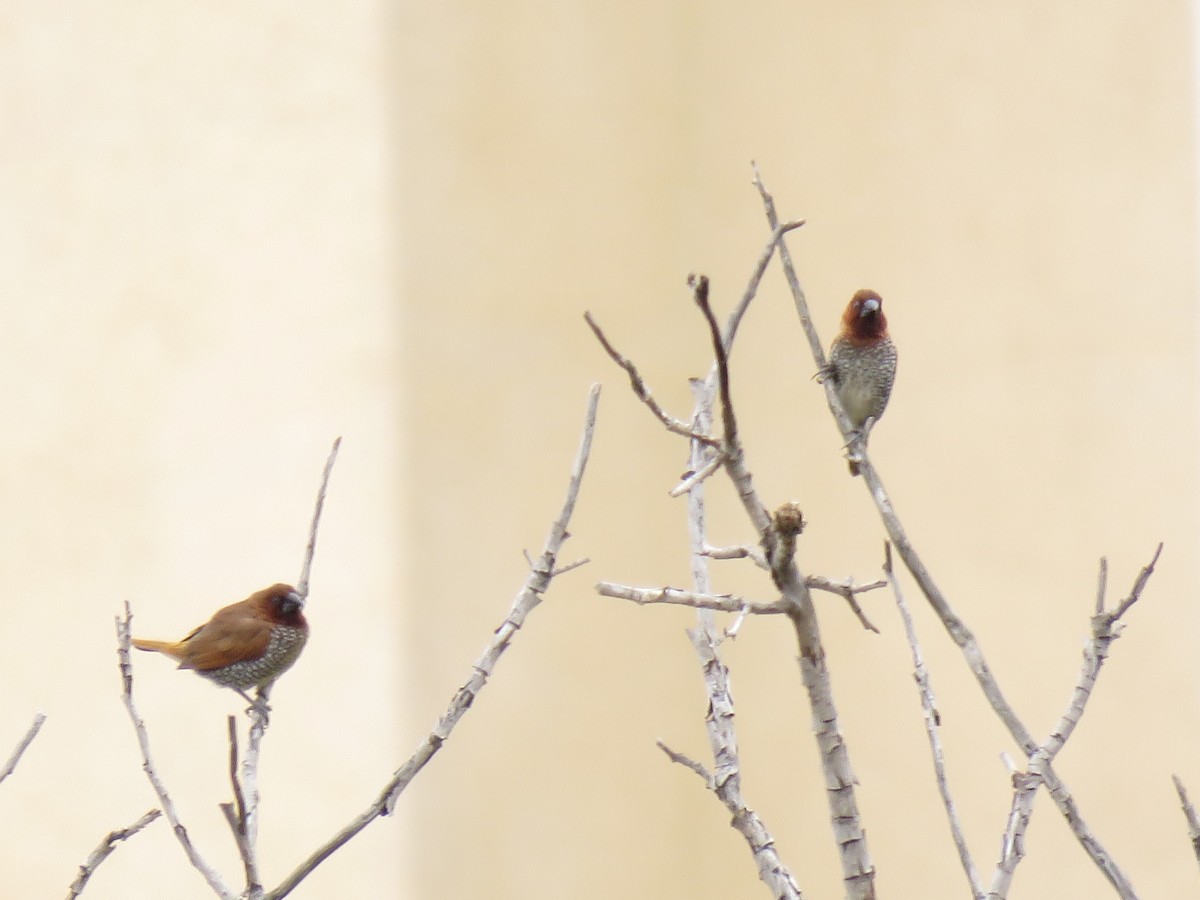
<box><xmin>131</xmin><ymin>637</ymin><xmax>186</xmax><ymax>660</ymax></box>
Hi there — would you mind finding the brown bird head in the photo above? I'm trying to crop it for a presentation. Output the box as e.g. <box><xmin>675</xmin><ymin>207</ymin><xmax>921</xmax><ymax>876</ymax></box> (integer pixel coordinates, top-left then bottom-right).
<box><xmin>841</xmin><ymin>289</ymin><xmax>888</xmax><ymax>344</ymax></box>
<box><xmin>254</xmin><ymin>583</ymin><xmax>307</xmax><ymax>628</ymax></box>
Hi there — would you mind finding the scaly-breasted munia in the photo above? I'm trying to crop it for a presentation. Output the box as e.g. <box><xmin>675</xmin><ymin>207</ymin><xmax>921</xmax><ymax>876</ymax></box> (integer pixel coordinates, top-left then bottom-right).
<box><xmin>132</xmin><ymin>583</ymin><xmax>309</xmax><ymax>702</ymax></box>
<box><xmin>827</xmin><ymin>289</ymin><xmax>897</xmax><ymax>475</ymax></box>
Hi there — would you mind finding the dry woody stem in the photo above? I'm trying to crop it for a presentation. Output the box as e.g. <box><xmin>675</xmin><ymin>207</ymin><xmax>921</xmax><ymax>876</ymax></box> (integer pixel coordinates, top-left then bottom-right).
<box><xmin>1172</xmin><ymin>775</ymin><xmax>1200</xmax><ymax>873</ymax></box>
<box><xmin>264</xmin><ymin>385</ymin><xmax>600</xmax><ymax>899</ymax></box>
<box><xmin>986</xmin><ymin>548</ymin><xmax>1161</xmax><ymax>900</ymax></box>
<box><xmin>884</xmin><ymin>543</ymin><xmax>982</xmax><ymax>899</ymax></box>
<box><xmin>65</xmin><ymin>808</ymin><xmax>162</xmax><ymax>899</ymax></box>
<box><xmin>0</xmin><ymin>713</ymin><xmax>46</xmax><ymax>786</ymax></box>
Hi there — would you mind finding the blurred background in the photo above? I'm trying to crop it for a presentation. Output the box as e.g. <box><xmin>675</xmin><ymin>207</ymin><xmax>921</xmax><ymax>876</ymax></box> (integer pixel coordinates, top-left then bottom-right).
<box><xmin>1</xmin><ymin>2</ymin><xmax>1197</xmax><ymax>897</ymax></box>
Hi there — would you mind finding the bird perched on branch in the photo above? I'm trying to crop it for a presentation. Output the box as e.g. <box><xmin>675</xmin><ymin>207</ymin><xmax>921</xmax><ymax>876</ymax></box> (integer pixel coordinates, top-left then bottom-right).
<box><xmin>132</xmin><ymin>583</ymin><xmax>309</xmax><ymax>706</ymax></box>
<box><xmin>826</xmin><ymin>289</ymin><xmax>897</xmax><ymax>475</ymax></box>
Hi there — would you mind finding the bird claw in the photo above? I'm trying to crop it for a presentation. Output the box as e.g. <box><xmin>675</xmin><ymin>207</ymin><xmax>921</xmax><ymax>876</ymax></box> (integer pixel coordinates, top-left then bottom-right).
<box><xmin>842</xmin><ymin>418</ymin><xmax>876</xmax><ymax>476</ymax></box>
<box><xmin>237</xmin><ymin>689</ymin><xmax>272</xmax><ymax>722</ymax></box>
<box><xmin>814</xmin><ymin>362</ymin><xmax>836</xmax><ymax>384</ymax></box>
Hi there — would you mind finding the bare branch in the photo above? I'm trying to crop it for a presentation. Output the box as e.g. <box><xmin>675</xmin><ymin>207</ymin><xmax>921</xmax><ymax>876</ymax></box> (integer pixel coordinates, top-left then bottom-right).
<box><xmin>989</xmin><ymin>764</ymin><xmax>1039</xmax><ymax>900</ymax></box>
<box><xmin>263</xmin><ymin>385</ymin><xmax>601</xmax><ymax>900</ymax></box>
<box><xmin>596</xmin><ymin>582</ymin><xmax>784</xmax><ymax>615</ymax></box>
<box><xmin>1108</xmin><ymin>542</ymin><xmax>1162</xmax><ymax>619</ymax></box>
<box><xmin>683</xmin><ymin>624</ymin><xmax>806</xmax><ymax>900</ymax></box>
<box><xmin>297</xmin><ymin>436</ymin><xmax>341</xmax><ymax>598</ymax></box>
<box><xmin>1093</xmin><ymin>557</ymin><xmax>1109</xmax><ymax>616</ymax></box>
<box><xmin>756</xmin><ymin>162</ymin><xmax>1138</xmax><ymax>896</ymax></box>
<box><xmin>0</xmin><ymin>713</ymin><xmax>45</xmax><ymax>786</ymax></box>
<box><xmin>596</xmin><ymin>578</ymin><xmax>885</xmax><ymax>632</ymax></box>
<box><xmin>702</xmin><ymin>544</ymin><xmax>769</xmax><ymax>569</ymax></box>
<box><xmin>584</xmin><ymin>313</ymin><xmax>719</xmax><ymax>446</ymax></box>
<box><xmin>669</xmin><ymin>454</ymin><xmax>725</xmax><ymax>497</ymax></box>
<box><xmin>1039</xmin><ymin>545</ymin><xmax>1162</xmax><ymax>763</ymax></box>
<box><xmin>719</xmin><ymin>218</ymin><xmax>806</xmax><ymax>353</ymax></box>
<box><xmin>219</xmin><ymin>717</ymin><xmax>254</xmax><ymax>890</ymax></box>
<box><xmin>806</xmin><ymin>576</ymin><xmax>883</xmax><ymax>634</ymax></box>
<box><xmin>679</xmin><ymin>372</ymin><xmax>803</xmax><ymax>900</ymax></box>
<box><xmin>65</xmin><ymin>808</ymin><xmax>162</xmax><ymax>899</ymax></box>
<box><xmin>656</xmin><ymin>740</ymin><xmax>713</xmax><ymax>784</ymax></box>
<box><xmin>690</xmin><ymin>275</ymin><xmax>767</xmax><ymax>529</ymax></box>
<box><xmin>987</xmin><ymin>546</ymin><xmax>1163</xmax><ymax>898</ymax></box>
<box><xmin>884</xmin><ymin>544</ymin><xmax>981</xmax><ymax>899</ymax></box>
<box><xmin>694</xmin><ymin>270</ymin><xmax>873</xmax><ymax>896</ymax></box>
<box><xmin>1172</xmin><ymin>775</ymin><xmax>1200</xmax><ymax>872</ymax></box>
<box><xmin>116</xmin><ymin>604</ymin><xmax>236</xmax><ymax>900</ymax></box>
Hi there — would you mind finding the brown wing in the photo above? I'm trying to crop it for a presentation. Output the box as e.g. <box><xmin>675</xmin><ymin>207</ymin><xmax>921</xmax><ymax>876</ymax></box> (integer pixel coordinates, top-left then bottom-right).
<box><xmin>178</xmin><ymin>608</ymin><xmax>272</xmax><ymax>672</ymax></box>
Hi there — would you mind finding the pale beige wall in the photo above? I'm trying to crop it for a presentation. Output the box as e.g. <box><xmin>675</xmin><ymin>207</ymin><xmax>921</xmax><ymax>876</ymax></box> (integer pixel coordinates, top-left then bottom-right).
<box><xmin>0</xmin><ymin>4</ymin><xmax>402</xmax><ymax>898</ymax></box>
<box><xmin>1</xmin><ymin>2</ymin><xmax>1196</xmax><ymax>899</ymax></box>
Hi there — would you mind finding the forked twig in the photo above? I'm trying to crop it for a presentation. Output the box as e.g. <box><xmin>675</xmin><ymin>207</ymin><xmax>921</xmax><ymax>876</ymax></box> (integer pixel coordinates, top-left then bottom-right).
<box><xmin>263</xmin><ymin>386</ymin><xmax>601</xmax><ymax>900</ymax></box>
<box><xmin>65</xmin><ymin>808</ymin><xmax>162</xmax><ymax>899</ymax></box>
<box><xmin>116</xmin><ymin>605</ymin><xmax>236</xmax><ymax>900</ymax></box>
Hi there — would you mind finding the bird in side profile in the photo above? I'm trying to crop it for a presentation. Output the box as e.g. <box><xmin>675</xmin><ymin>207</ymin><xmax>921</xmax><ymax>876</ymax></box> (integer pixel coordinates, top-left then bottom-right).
<box><xmin>826</xmin><ymin>289</ymin><xmax>897</xmax><ymax>475</ymax></box>
<box><xmin>132</xmin><ymin>583</ymin><xmax>309</xmax><ymax>707</ymax></box>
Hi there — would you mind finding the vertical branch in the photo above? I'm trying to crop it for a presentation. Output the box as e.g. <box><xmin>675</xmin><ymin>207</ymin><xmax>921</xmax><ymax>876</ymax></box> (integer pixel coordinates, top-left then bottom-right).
<box><xmin>238</xmin><ymin>704</ymin><xmax>269</xmax><ymax>900</ymax></box>
<box><xmin>116</xmin><ymin>604</ymin><xmax>236</xmax><ymax>900</ymax></box>
<box><xmin>884</xmin><ymin>544</ymin><xmax>981</xmax><ymax>899</ymax></box>
<box><xmin>988</xmin><ymin>762</ymin><xmax>1039</xmax><ymax>899</ymax></box>
<box><xmin>236</xmin><ymin>442</ymin><xmax>341</xmax><ymax>899</ymax></box>
<box><xmin>220</xmin><ymin>717</ymin><xmax>257</xmax><ymax>893</ymax></box>
<box><xmin>694</xmin><ymin>277</ymin><xmax>874</xmax><ymax>898</ymax></box>
<box><xmin>681</xmin><ymin>374</ymin><xmax>805</xmax><ymax>900</ymax></box>
<box><xmin>297</xmin><ymin>436</ymin><xmax>341</xmax><ymax>598</ymax></box>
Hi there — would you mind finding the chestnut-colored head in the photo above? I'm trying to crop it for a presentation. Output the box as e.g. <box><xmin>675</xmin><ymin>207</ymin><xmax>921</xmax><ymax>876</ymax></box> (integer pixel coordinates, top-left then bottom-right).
<box><xmin>840</xmin><ymin>289</ymin><xmax>888</xmax><ymax>344</ymax></box>
<box><xmin>251</xmin><ymin>583</ymin><xmax>307</xmax><ymax>628</ymax></box>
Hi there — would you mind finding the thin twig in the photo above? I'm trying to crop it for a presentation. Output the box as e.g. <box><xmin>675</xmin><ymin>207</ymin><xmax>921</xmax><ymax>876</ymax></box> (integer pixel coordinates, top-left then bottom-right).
<box><xmin>596</xmin><ymin>578</ymin><xmax>886</xmax><ymax>626</ymax></box>
<box><xmin>0</xmin><ymin>713</ymin><xmax>46</xmax><ymax>786</ymax></box>
<box><xmin>235</xmin><ymin>443</ymin><xmax>342</xmax><ymax>899</ymax></box>
<box><xmin>65</xmin><ymin>807</ymin><xmax>162</xmax><ymax>899</ymax></box>
<box><xmin>657</xmin><ymin>740</ymin><xmax>714</xmax><ymax>785</ymax></box>
<box><xmin>756</xmin><ymin>162</ymin><xmax>1137</xmax><ymax>897</ymax></box>
<box><xmin>116</xmin><ymin>604</ymin><xmax>236</xmax><ymax>900</ymax></box>
<box><xmin>1172</xmin><ymin>775</ymin><xmax>1200</xmax><ymax>871</ymax></box>
<box><xmin>1039</xmin><ymin>546</ymin><xmax>1161</xmax><ymax>762</ymax></box>
<box><xmin>584</xmin><ymin>314</ymin><xmax>719</xmax><ymax>446</ymax></box>
<box><xmin>669</xmin><ymin>454</ymin><xmax>725</xmax><ymax>497</ymax></box>
<box><xmin>719</xmin><ymin>218</ymin><xmax>807</xmax><ymax>354</ymax></box>
<box><xmin>297</xmin><ymin>437</ymin><xmax>341</xmax><ymax>598</ymax></box>
<box><xmin>219</xmin><ymin>716</ymin><xmax>254</xmax><ymax>888</ymax></box>
<box><xmin>597</xmin><ymin>582</ymin><xmax>784</xmax><ymax>614</ymax></box>
<box><xmin>263</xmin><ymin>385</ymin><xmax>601</xmax><ymax>900</ymax></box>
<box><xmin>702</xmin><ymin>543</ymin><xmax>769</xmax><ymax>569</ymax></box>
<box><xmin>884</xmin><ymin>543</ymin><xmax>981</xmax><ymax>899</ymax></box>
